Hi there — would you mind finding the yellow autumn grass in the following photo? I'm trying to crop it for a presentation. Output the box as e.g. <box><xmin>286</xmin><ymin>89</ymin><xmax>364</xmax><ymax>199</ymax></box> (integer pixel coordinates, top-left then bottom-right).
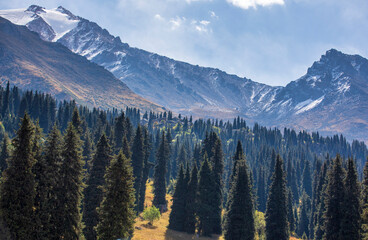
<box><xmin>132</xmin><ymin>180</ymin><xmax>300</xmax><ymax>240</ymax></box>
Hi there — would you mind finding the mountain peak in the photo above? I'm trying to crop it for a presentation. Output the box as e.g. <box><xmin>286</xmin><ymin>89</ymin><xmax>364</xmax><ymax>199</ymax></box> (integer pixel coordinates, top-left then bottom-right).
<box><xmin>56</xmin><ymin>6</ymin><xmax>80</xmax><ymax>20</ymax></box>
<box><xmin>26</xmin><ymin>5</ymin><xmax>45</xmax><ymax>14</ymax></box>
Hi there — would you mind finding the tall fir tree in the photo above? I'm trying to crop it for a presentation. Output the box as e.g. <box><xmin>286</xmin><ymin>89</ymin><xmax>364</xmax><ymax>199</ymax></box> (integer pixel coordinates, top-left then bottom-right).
<box><xmin>302</xmin><ymin>160</ymin><xmax>312</xmax><ymax>198</ymax></box>
<box><xmin>184</xmin><ymin>164</ymin><xmax>198</xmax><ymax>234</ymax></box>
<box><xmin>323</xmin><ymin>155</ymin><xmax>345</xmax><ymax>240</ymax></box>
<box><xmin>96</xmin><ymin>152</ymin><xmax>135</xmax><ymax>240</ymax></box>
<box><xmin>265</xmin><ymin>154</ymin><xmax>289</xmax><ymax>240</ymax></box>
<box><xmin>211</xmin><ymin>138</ymin><xmax>224</xmax><ymax>234</ymax></box>
<box><xmin>59</xmin><ymin>123</ymin><xmax>84</xmax><ymax>239</ymax></box>
<box><xmin>153</xmin><ymin>131</ymin><xmax>169</xmax><ymax>211</ymax></box>
<box><xmin>313</xmin><ymin>162</ymin><xmax>328</xmax><ymax>240</ymax></box>
<box><xmin>287</xmin><ymin>189</ymin><xmax>295</xmax><ymax>233</ymax></box>
<box><xmin>198</xmin><ymin>155</ymin><xmax>216</xmax><ymax>236</ymax></box>
<box><xmin>362</xmin><ymin>158</ymin><xmax>368</xmax><ymax>239</ymax></box>
<box><xmin>0</xmin><ymin>113</ymin><xmax>36</xmax><ymax>240</ymax></box>
<box><xmin>138</xmin><ymin>128</ymin><xmax>152</xmax><ymax>212</ymax></box>
<box><xmin>40</xmin><ymin>124</ymin><xmax>64</xmax><ymax>239</ymax></box>
<box><xmin>168</xmin><ymin>165</ymin><xmax>187</xmax><ymax>231</ymax></box>
<box><xmin>223</xmin><ymin>160</ymin><xmax>255</xmax><ymax>240</ymax></box>
<box><xmin>340</xmin><ymin>158</ymin><xmax>361</xmax><ymax>240</ymax></box>
<box><xmin>113</xmin><ymin>113</ymin><xmax>125</xmax><ymax>153</ymax></box>
<box><xmin>82</xmin><ymin>134</ymin><xmax>112</xmax><ymax>240</ymax></box>
<box><xmin>82</xmin><ymin>130</ymin><xmax>93</xmax><ymax>173</ymax></box>
<box><xmin>0</xmin><ymin>134</ymin><xmax>9</xmax><ymax>174</ymax></box>
<box><xmin>131</xmin><ymin>125</ymin><xmax>145</xmax><ymax>211</ymax></box>
<box><xmin>297</xmin><ymin>193</ymin><xmax>310</xmax><ymax>238</ymax></box>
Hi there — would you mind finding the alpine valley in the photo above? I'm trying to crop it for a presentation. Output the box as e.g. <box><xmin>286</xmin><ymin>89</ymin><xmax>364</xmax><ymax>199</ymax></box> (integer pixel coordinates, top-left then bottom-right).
<box><xmin>1</xmin><ymin>5</ymin><xmax>368</xmax><ymax>142</ymax></box>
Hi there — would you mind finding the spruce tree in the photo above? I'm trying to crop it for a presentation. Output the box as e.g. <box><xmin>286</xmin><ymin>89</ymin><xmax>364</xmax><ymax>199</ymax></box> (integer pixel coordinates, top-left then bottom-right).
<box><xmin>362</xmin><ymin>158</ymin><xmax>368</xmax><ymax>239</ymax></box>
<box><xmin>212</xmin><ymin>138</ymin><xmax>224</xmax><ymax>234</ymax></box>
<box><xmin>297</xmin><ymin>193</ymin><xmax>310</xmax><ymax>238</ymax></box>
<box><xmin>323</xmin><ymin>155</ymin><xmax>345</xmax><ymax>240</ymax></box>
<box><xmin>302</xmin><ymin>160</ymin><xmax>312</xmax><ymax>197</ymax></box>
<box><xmin>0</xmin><ymin>113</ymin><xmax>36</xmax><ymax>240</ymax></box>
<box><xmin>313</xmin><ymin>162</ymin><xmax>328</xmax><ymax>240</ymax></box>
<box><xmin>153</xmin><ymin>131</ymin><xmax>169</xmax><ymax>211</ymax></box>
<box><xmin>0</xmin><ymin>134</ymin><xmax>9</xmax><ymax>174</ymax></box>
<box><xmin>59</xmin><ymin>123</ymin><xmax>84</xmax><ymax>239</ymax></box>
<box><xmin>71</xmin><ymin>107</ymin><xmax>82</xmax><ymax>135</ymax></box>
<box><xmin>131</xmin><ymin>125</ymin><xmax>145</xmax><ymax>211</ymax></box>
<box><xmin>122</xmin><ymin>135</ymin><xmax>131</xmax><ymax>159</ymax></box>
<box><xmin>198</xmin><ymin>155</ymin><xmax>216</xmax><ymax>236</ymax></box>
<box><xmin>82</xmin><ymin>134</ymin><xmax>112</xmax><ymax>240</ymax></box>
<box><xmin>168</xmin><ymin>165</ymin><xmax>187</xmax><ymax>231</ymax></box>
<box><xmin>41</xmin><ymin>124</ymin><xmax>64</xmax><ymax>239</ymax></box>
<box><xmin>340</xmin><ymin>158</ymin><xmax>361</xmax><ymax>240</ymax></box>
<box><xmin>82</xmin><ymin>130</ymin><xmax>93</xmax><ymax>173</ymax></box>
<box><xmin>223</xmin><ymin>160</ymin><xmax>255</xmax><ymax>240</ymax></box>
<box><xmin>184</xmin><ymin>164</ymin><xmax>198</xmax><ymax>234</ymax></box>
<box><xmin>96</xmin><ymin>152</ymin><xmax>135</xmax><ymax>240</ymax></box>
<box><xmin>287</xmin><ymin>189</ymin><xmax>295</xmax><ymax>233</ymax></box>
<box><xmin>138</xmin><ymin>128</ymin><xmax>152</xmax><ymax>212</ymax></box>
<box><xmin>113</xmin><ymin>113</ymin><xmax>125</xmax><ymax>153</ymax></box>
<box><xmin>265</xmin><ymin>154</ymin><xmax>289</xmax><ymax>240</ymax></box>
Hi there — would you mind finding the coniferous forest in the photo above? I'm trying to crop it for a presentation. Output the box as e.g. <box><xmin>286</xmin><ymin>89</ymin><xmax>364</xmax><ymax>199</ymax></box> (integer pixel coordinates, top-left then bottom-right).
<box><xmin>1</xmin><ymin>83</ymin><xmax>368</xmax><ymax>240</ymax></box>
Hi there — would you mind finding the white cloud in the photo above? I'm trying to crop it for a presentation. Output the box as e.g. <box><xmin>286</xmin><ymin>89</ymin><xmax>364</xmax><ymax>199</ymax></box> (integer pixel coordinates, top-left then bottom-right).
<box><xmin>169</xmin><ymin>16</ymin><xmax>186</xmax><ymax>30</ymax></box>
<box><xmin>154</xmin><ymin>14</ymin><xmax>165</xmax><ymax>21</ymax></box>
<box><xmin>192</xmin><ymin>20</ymin><xmax>211</xmax><ymax>33</ymax></box>
<box><xmin>209</xmin><ymin>11</ymin><xmax>218</xmax><ymax>19</ymax></box>
<box><xmin>227</xmin><ymin>0</ymin><xmax>285</xmax><ymax>9</ymax></box>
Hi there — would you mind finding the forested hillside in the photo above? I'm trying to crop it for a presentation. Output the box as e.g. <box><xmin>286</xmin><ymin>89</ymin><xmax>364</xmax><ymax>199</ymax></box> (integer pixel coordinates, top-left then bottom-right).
<box><xmin>0</xmin><ymin>83</ymin><xmax>367</xmax><ymax>239</ymax></box>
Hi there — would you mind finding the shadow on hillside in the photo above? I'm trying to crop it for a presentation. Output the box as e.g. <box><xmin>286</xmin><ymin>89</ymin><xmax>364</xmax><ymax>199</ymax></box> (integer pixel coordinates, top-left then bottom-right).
<box><xmin>164</xmin><ymin>229</ymin><xmax>220</xmax><ymax>240</ymax></box>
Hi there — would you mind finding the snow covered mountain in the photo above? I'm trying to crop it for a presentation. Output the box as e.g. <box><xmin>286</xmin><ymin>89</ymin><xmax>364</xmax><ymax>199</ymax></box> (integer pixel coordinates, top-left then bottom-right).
<box><xmin>0</xmin><ymin>17</ymin><xmax>164</xmax><ymax>113</ymax></box>
<box><xmin>1</xmin><ymin>5</ymin><xmax>368</xmax><ymax>142</ymax></box>
<box><xmin>0</xmin><ymin>5</ymin><xmax>280</xmax><ymax>119</ymax></box>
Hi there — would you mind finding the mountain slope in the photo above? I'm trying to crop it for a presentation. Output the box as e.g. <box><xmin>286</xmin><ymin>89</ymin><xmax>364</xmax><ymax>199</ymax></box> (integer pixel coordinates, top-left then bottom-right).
<box><xmin>0</xmin><ymin>5</ymin><xmax>280</xmax><ymax>118</ymax></box>
<box><xmin>1</xmin><ymin>6</ymin><xmax>368</xmax><ymax>142</ymax></box>
<box><xmin>0</xmin><ymin>17</ymin><xmax>164</xmax><ymax>112</ymax></box>
<box><xmin>261</xmin><ymin>49</ymin><xmax>368</xmax><ymax>142</ymax></box>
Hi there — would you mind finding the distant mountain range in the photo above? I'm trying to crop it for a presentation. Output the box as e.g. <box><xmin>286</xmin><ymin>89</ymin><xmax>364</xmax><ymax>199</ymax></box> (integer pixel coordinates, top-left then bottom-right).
<box><xmin>0</xmin><ymin>16</ymin><xmax>164</xmax><ymax>113</ymax></box>
<box><xmin>1</xmin><ymin>5</ymin><xmax>367</xmax><ymax>142</ymax></box>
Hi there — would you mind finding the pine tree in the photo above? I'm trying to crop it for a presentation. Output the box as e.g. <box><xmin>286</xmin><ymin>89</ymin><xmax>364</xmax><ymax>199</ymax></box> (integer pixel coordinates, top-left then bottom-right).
<box><xmin>153</xmin><ymin>131</ymin><xmax>169</xmax><ymax>211</ymax></box>
<box><xmin>32</xmin><ymin>122</ymin><xmax>47</xmax><ymax>239</ymax></box>
<box><xmin>340</xmin><ymin>158</ymin><xmax>361</xmax><ymax>240</ymax></box>
<box><xmin>257</xmin><ymin>166</ymin><xmax>267</xmax><ymax>213</ymax></box>
<box><xmin>82</xmin><ymin>130</ymin><xmax>93</xmax><ymax>173</ymax></box>
<box><xmin>40</xmin><ymin>124</ymin><xmax>64</xmax><ymax>239</ymax></box>
<box><xmin>138</xmin><ymin>128</ymin><xmax>152</xmax><ymax>212</ymax></box>
<box><xmin>198</xmin><ymin>155</ymin><xmax>216</xmax><ymax>236</ymax></box>
<box><xmin>82</xmin><ymin>134</ymin><xmax>112</xmax><ymax>240</ymax></box>
<box><xmin>184</xmin><ymin>164</ymin><xmax>198</xmax><ymax>234</ymax></box>
<box><xmin>96</xmin><ymin>152</ymin><xmax>135</xmax><ymax>239</ymax></box>
<box><xmin>224</xmin><ymin>161</ymin><xmax>255</xmax><ymax>240</ymax></box>
<box><xmin>313</xmin><ymin>162</ymin><xmax>328</xmax><ymax>240</ymax></box>
<box><xmin>302</xmin><ymin>160</ymin><xmax>312</xmax><ymax>197</ymax></box>
<box><xmin>113</xmin><ymin>113</ymin><xmax>125</xmax><ymax>153</ymax></box>
<box><xmin>287</xmin><ymin>189</ymin><xmax>295</xmax><ymax>233</ymax></box>
<box><xmin>0</xmin><ymin>113</ymin><xmax>36</xmax><ymax>239</ymax></box>
<box><xmin>59</xmin><ymin>123</ymin><xmax>84</xmax><ymax>239</ymax></box>
<box><xmin>0</xmin><ymin>134</ymin><xmax>9</xmax><ymax>174</ymax></box>
<box><xmin>168</xmin><ymin>165</ymin><xmax>187</xmax><ymax>231</ymax></box>
<box><xmin>71</xmin><ymin>107</ymin><xmax>82</xmax><ymax>135</ymax></box>
<box><xmin>362</xmin><ymin>158</ymin><xmax>368</xmax><ymax>239</ymax></box>
<box><xmin>265</xmin><ymin>154</ymin><xmax>289</xmax><ymax>240</ymax></box>
<box><xmin>297</xmin><ymin>193</ymin><xmax>310</xmax><ymax>238</ymax></box>
<box><xmin>323</xmin><ymin>155</ymin><xmax>345</xmax><ymax>240</ymax></box>
<box><xmin>212</xmin><ymin>138</ymin><xmax>224</xmax><ymax>234</ymax></box>
<box><xmin>131</xmin><ymin>125</ymin><xmax>145</xmax><ymax>211</ymax></box>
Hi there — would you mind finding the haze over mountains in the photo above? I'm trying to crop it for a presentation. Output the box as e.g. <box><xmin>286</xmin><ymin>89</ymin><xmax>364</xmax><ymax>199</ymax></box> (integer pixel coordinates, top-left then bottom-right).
<box><xmin>0</xmin><ymin>5</ymin><xmax>367</xmax><ymax>142</ymax></box>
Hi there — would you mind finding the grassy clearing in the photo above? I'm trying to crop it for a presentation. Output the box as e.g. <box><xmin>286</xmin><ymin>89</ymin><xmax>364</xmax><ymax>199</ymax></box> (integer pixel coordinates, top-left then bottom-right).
<box><xmin>132</xmin><ymin>180</ymin><xmax>299</xmax><ymax>240</ymax></box>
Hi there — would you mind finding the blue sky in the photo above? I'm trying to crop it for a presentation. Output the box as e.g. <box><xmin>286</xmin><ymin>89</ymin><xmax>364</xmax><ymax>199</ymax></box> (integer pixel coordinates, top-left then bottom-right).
<box><xmin>1</xmin><ymin>0</ymin><xmax>368</xmax><ymax>86</ymax></box>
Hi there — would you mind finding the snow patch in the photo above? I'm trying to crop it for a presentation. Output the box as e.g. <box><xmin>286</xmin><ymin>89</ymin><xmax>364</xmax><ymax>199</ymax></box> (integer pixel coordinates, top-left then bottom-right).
<box><xmin>0</xmin><ymin>9</ymin><xmax>34</xmax><ymax>25</ymax></box>
<box><xmin>295</xmin><ymin>96</ymin><xmax>324</xmax><ymax>114</ymax></box>
<box><xmin>40</xmin><ymin>8</ymin><xmax>79</xmax><ymax>41</ymax></box>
